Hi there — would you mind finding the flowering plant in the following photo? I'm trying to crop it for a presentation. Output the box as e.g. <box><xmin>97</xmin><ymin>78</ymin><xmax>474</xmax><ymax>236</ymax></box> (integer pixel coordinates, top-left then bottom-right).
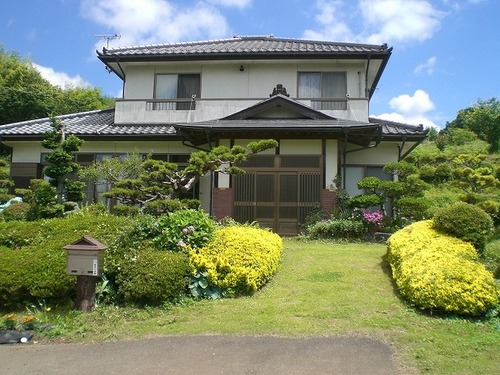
<box><xmin>362</xmin><ymin>210</ymin><xmax>384</xmax><ymax>230</ymax></box>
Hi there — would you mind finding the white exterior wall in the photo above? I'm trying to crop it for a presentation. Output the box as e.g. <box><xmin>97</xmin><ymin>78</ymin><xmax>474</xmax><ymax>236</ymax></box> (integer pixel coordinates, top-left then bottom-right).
<box><xmin>346</xmin><ymin>143</ymin><xmax>400</xmax><ymax>165</ymax></box>
<box><xmin>116</xmin><ymin>60</ymin><xmax>370</xmax><ymax>124</ymax></box>
<box><xmin>9</xmin><ymin>143</ymin><xmax>44</xmax><ymax>163</ymax></box>
<box><xmin>325</xmin><ymin>140</ymin><xmax>338</xmax><ymax>188</ymax></box>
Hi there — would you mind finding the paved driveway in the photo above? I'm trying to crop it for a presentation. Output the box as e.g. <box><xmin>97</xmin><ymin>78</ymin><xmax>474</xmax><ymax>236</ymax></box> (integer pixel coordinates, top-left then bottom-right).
<box><xmin>0</xmin><ymin>335</ymin><xmax>398</xmax><ymax>374</ymax></box>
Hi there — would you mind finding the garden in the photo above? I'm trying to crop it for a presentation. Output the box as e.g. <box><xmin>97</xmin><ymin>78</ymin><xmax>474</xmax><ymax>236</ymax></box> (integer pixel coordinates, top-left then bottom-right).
<box><xmin>1</xmin><ymin>102</ymin><xmax>500</xmax><ymax>374</ymax></box>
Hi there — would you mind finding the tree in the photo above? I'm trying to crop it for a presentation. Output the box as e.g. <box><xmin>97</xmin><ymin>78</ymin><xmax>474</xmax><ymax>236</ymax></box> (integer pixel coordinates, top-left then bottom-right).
<box><xmin>42</xmin><ymin>118</ymin><xmax>85</xmax><ymax>203</ymax></box>
<box><xmin>80</xmin><ymin>140</ymin><xmax>279</xmax><ymax>210</ymax></box>
<box><xmin>0</xmin><ymin>45</ymin><xmax>115</xmax><ymax>125</ymax></box>
<box><xmin>348</xmin><ymin>161</ymin><xmax>431</xmax><ymax>223</ymax></box>
<box><xmin>444</xmin><ymin>98</ymin><xmax>500</xmax><ymax>153</ymax></box>
<box><xmin>0</xmin><ymin>155</ymin><xmax>14</xmax><ymax>203</ymax></box>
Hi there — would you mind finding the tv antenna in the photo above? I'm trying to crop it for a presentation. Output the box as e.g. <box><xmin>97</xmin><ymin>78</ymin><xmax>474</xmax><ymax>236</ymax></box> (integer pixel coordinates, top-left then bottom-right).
<box><xmin>95</xmin><ymin>34</ymin><xmax>121</xmax><ymax>49</ymax></box>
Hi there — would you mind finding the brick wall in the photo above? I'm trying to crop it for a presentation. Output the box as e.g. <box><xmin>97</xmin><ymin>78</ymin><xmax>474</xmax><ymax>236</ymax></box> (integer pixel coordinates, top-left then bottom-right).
<box><xmin>212</xmin><ymin>187</ymin><xmax>233</xmax><ymax>220</ymax></box>
<box><xmin>321</xmin><ymin>189</ymin><xmax>336</xmax><ymax>215</ymax></box>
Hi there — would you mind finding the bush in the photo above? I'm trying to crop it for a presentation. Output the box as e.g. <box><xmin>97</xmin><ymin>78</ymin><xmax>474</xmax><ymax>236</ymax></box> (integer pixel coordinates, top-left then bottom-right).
<box><xmin>0</xmin><ymin>210</ymin><xmax>131</xmax><ymax>309</ymax></box>
<box><xmin>115</xmin><ymin>249</ymin><xmax>190</xmax><ymax>305</ymax></box>
<box><xmin>306</xmin><ymin>219</ymin><xmax>366</xmax><ymax>240</ymax></box>
<box><xmin>387</xmin><ymin>221</ymin><xmax>498</xmax><ymax>316</ymax></box>
<box><xmin>112</xmin><ymin>204</ymin><xmax>141</xmax><ymax>217</ymax></box>
<box><xmin>394</xmin><ymin>197</ymin><xmax>431</xmax><ymax>221</ymax></box>
<box><xmin>142</xmin><ymin>199</ymin><xmax>202</xmax><ymax>217</ymax></box>
<box><xmin>348</xmin><ymin>194</ymin><xmax>383</xmax><ymax>209</ymax></box>
<box><xmin>0</xmin><ymin>202</ymin><xmax>30</xmax><ymax>221</ymax></box>
<box><xmin>152</xmin><ymin>209</ymin><xmax>217</xmax><ymax>251</ymax></box>
<box><xmin>476</xmin><ymin>200</ymin><xmax>500</xmax><ymax>226</ymax></box>
<box><xmin>189</xmin><ymin>226</ymin><xmax>283</xmax><ymax>296</ymax></box>
<box><xmin>433</xmin><ymin>202</ymin><xmax>494</xmax><ymax>251</ymax></box>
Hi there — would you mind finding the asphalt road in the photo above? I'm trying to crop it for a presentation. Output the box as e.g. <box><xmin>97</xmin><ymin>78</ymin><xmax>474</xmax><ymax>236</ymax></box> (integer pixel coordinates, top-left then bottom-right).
<box><xmin>0</xmin><ymin>335</ymin><xmax>399</xmax><ymax>374</ymax></box>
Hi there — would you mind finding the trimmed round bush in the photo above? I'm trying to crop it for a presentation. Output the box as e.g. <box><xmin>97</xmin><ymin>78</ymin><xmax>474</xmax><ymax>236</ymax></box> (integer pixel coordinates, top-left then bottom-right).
<box><xmin>433</xmin><ymin>202</ymin><xmax>494</xmax><ymax>251</ymax></box>
<box><xmin>189</xmin><ymin>226</ymin><xmax>283</xmax><ymax>296</ymax></box>
<box><xmin>387</xmin><ymin>221</ymin><xmax>498</xmax><ymax>316</ymax></box>
<box><xmin>115</xmin><ymin>249</ymin><xmax>190</xmax><ymax>305</ymax></box>
<box><xmin>0</xmin><ymin>202</ymin><xmax>30</xmax><ymax>222</ymax></box>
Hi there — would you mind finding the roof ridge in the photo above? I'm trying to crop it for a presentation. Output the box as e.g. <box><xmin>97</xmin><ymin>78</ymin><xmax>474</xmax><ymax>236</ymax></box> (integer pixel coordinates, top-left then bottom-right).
<box><xmin>100</xmin><ymin>36</ymin><xmax>390</xmax><ymax>54</ymax></box>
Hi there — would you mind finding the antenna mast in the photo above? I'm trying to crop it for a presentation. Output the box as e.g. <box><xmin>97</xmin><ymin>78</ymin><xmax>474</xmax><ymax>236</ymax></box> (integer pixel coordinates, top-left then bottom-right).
<box><xmin>95</xmin><ymin>34</ymin><xmax>121</xmax><ymax>49</ymax></box>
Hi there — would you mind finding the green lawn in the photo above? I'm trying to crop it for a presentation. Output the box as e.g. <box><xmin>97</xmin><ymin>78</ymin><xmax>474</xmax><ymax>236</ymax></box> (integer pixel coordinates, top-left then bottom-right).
<box><xmin>40</xmin><ymin>239</ymin><xmax>500</xmax><ymax>374</ymax></box>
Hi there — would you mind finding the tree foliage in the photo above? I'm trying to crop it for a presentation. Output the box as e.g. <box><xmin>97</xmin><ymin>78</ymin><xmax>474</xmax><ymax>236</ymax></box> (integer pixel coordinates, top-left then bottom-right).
<box><xmin>0</xmin><ymin>46</ymin><xmax>114</xmax><ymax>125</ymax></box>
<box><xmin>443</xmin><ymin>98</ymin><xmax>500</xmax><ymax>153</ymax></box>
<box><xmin>0</xmin><ymin>155</ymin><xmax>14</xmax><ymax>203</ymax></box>
<box><xmin>42</xmin><ymin>118</ymin><xmax>84</xmax><ymax>203</ymax></box>
<box><xmin>80</xmin><ymin>140</ymin><xmax>279</xmax><ymax>208</ymax></box>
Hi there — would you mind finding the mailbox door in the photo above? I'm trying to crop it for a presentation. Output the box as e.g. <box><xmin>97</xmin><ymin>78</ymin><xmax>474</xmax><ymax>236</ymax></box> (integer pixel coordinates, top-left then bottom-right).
<box><xmin>66</xmin><ymin>253</ymin><xmax>102</xmax><ymax>276</ymax></box>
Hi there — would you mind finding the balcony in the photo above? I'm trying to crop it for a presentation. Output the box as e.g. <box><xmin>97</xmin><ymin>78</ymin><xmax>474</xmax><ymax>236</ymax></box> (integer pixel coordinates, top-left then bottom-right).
<box><xmin>114</xmin><ymin>97</ymin><xmax>369</xmax><ymax>125</ymax></box>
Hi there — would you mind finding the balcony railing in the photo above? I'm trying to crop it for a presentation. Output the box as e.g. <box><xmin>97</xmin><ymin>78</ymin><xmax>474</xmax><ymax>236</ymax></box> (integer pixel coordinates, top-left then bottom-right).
<box><xmin>146</xmin><ymin>99</ymin><xmax>196</xmax><ymax>111</ymax></box>
<box><xmin>114</xmin><ymin>97</ymin><xmax>367</xmax><ymax>124</ymax></box>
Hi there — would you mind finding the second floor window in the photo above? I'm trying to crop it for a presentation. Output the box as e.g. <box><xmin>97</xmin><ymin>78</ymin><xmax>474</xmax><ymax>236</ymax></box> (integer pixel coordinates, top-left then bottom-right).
<box><xmin>298</xmin><ymin>72</ymin><xmax>347</xmax><ymax>110</ymax></box>
<box><xmin>155</xmin><ymin>74</ymin><xmax>200</xmax><ymax>110</ymax></box>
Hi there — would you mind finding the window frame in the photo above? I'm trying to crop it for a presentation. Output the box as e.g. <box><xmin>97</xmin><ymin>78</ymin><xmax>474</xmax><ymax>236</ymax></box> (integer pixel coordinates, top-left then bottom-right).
<box><xmin>297</xmin><ymin>71</ymin><xmax>347</xmax><ymax>110</ymax></box>
<box><xmin>153</xmin><ymin>73</ymin><xmax>201</xmax><ymax>110</ymax></box>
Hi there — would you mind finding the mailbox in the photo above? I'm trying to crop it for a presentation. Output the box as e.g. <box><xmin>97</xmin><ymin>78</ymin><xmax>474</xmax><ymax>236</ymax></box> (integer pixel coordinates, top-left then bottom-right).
<box><xmin>64</xmin><ymin>236</ymin><xmax>107</xmax><ymax>277</ymax></box>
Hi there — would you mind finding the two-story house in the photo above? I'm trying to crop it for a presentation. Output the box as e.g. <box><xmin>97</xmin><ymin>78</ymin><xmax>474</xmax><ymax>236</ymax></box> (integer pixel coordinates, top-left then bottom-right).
<box><xmin>0</xmin><ymin>36</ymin><xmax>427</xmax><ymax>234</ymax></box>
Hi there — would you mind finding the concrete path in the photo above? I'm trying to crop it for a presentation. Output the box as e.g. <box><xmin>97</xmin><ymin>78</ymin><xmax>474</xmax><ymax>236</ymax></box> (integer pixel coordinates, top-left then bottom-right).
<box><xmin>0</xmin><ymin>335</ymin><xmax>398</xmax><ymax>374</ymax></box>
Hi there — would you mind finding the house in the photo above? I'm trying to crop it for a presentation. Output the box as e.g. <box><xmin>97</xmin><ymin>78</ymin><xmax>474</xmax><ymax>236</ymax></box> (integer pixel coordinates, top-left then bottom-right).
<box><xmin>0</xmin><ymin>36</ymin><xmax>427</xmax><ymax>234</ymax></box>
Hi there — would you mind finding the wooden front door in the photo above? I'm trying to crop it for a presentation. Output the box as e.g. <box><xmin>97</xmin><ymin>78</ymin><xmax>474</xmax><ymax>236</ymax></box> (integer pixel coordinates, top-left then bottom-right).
<box><xmin>233</xmin><ymin>155</ymin><xmax>321</xmax><ymax>235</ymax></box>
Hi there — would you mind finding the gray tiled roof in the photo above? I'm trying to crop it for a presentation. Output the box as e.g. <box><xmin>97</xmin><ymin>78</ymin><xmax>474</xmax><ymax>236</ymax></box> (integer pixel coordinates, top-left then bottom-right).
<box><xmin>0</xmin><ymin>109</ymin><xmax>427</xmax><ymax>140</ymax></box>
<box><xmin>369</xmin><ymin>117</ymin><xmax>428</xmax><ymax>138</ymax></box>
<box><xmin>0</xmin><ymin>109</ymin><xmax>176</xmax><ymax>138</ymax></box>
<box><xmin>179</xmin><ymin>118</ymin><xmax>374</xmax><ymax>130</ymax></box>
<box><xmin>98</xmin><ymin>36</ymin><xmax>391</xmax><ymax>58</ymax></box>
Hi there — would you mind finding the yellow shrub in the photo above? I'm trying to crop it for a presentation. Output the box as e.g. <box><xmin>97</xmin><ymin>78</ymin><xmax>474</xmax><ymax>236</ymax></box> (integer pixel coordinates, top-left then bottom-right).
<box><xmin>189</xmin><ymin>226</ymin><xmax>283</xmax><ymax>296</ymax></box>
<box><xmin>387</xmin><ymin>220</ymin><xmax>498</xmax><ymax>316</ymax></box>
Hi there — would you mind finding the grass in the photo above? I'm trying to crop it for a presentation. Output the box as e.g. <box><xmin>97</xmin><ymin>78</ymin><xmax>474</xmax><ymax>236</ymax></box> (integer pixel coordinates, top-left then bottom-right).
<box><xmin>12</xmin><ymin>238</ymin><xmax>500</xmax><ymax>374</ymax></box>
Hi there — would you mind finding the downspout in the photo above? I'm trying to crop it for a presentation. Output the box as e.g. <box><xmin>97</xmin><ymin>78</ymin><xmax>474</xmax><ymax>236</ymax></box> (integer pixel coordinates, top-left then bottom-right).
<box><xmin>397</xmin><ymin>138</ymin><xmax>406</xmax><ymax>161</ymax></box>
<box><xmin>341</xmin><ymin>125</ymin><xmax>382</xmax><ymax>188</ymax></box>
<box><xmin>397</xmin><ymin>125</ymin><xmax>429</xmax><ymax>160</ymax></box>
<box><xmin>398</xmin><ymin>138</ymin><xmax>426</xmax><ymax>161</ymax></box>
<box><xmin>181</xmin><ymin>139</ymin><xmax>210</xmax><ymax>152</ymax></box>
<box><xmin>342</xmin><ymin>131</ymin><xmax>348</xmax><ymax>189</ymax></box>
<box><xmin>365</xmin><ymin>53</ymin><xmax>372</xmax><ymax>100</ymax></box>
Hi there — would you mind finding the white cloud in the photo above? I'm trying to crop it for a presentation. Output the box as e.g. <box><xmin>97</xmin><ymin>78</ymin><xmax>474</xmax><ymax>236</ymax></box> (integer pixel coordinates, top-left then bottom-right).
<box><xmin>414</xmin><ymin>56</ymin><xmax>437</xmax><ymax>75</ymax></box>
<box><xmin>303</xmin><ymin>0</ymin><xmax>355</xmax><ymax>41</ymax></box>
<box><xmin>374</xmin><ymin>89</ymin><xmax>438</xmax><ymax>128</ymax></box>
<box><xmin>303</xmin><ymin>0</ymin><xmax>445</xmax><ymax>45</ymax></box>
<box><xmin>32</xmin><ymin>63</ymin><xmax>90</xmax><ymax>88</ymax></box>
<box><xmin>360</xmin><ymin>0</ymin><xmax>444</xmax><ymax>44</ymax></box>
<box><xmin>208</xmin><ymin>0</ymin><xmax>252</xmax><ymax>8</ymax></box>
<box><xmin>81</xmin><ymin>0</ymin><xmax>229</xmax><ymax>50</ymax></box>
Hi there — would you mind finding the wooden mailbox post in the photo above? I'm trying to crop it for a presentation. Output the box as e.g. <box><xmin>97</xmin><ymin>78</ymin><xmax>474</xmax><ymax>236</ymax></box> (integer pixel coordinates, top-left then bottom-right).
<box><xmin>64</xmin><ymin>236</ymin><xmax>107</xmax><ymax>312</ymax></box>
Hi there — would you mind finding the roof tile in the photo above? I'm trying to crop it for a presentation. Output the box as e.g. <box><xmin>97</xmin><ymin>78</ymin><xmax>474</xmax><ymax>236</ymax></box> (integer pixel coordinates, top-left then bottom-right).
<box><xmin>99</xmin><ymin>36</ymin><xmax>390</xmax><ymax>58</ymax></box>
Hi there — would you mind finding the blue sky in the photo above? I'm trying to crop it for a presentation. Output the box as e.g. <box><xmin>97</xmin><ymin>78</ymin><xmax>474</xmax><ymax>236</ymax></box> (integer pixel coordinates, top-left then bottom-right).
<box><xmin>1</xmin><ymin>0</ymin><xmax>499</xmax><ymax>129</ymax></box>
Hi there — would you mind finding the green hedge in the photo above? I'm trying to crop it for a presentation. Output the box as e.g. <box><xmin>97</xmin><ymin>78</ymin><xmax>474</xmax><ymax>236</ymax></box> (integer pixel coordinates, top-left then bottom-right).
<box><xmin>387</xmin><ymin>220</ymin><xmax>498</xmax><ymax>316</ymax></box>
<box><xmin>115</xmin><ymin>249</ymin><xmax>190</xmax><ymax>305</ymax></box>
<box><xmin>189</xmin><ymin>226</ymin><xmax>283</xmax><ymax>296</ymax></box>
<box><xmin>0</xmin><ymin>209</ymin><xmax>130</xmax><ymax>309</ymax></box>
<box><xmin>306</xmin><ymin>219</ymin><xmax>366</xmax><ymax>240</ymax></box>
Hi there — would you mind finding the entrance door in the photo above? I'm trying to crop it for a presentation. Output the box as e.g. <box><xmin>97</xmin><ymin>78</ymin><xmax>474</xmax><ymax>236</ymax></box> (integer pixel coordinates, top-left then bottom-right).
<box><xmin>233</xmin><ymin>157</ymin><xmax>321</xmax><ymax>234</ymax></box>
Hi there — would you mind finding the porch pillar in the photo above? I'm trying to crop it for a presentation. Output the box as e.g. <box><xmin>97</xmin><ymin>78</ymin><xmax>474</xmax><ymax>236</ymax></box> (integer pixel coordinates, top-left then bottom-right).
<box><xmin>212</xmin><ymin>187</ymin><xmax>233</xmax><ymax>220</ymax></box>
<box><xmin>321</xmin><ymin>189</ymin><xmax>336</xmax><ymax>215</ymax></box>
